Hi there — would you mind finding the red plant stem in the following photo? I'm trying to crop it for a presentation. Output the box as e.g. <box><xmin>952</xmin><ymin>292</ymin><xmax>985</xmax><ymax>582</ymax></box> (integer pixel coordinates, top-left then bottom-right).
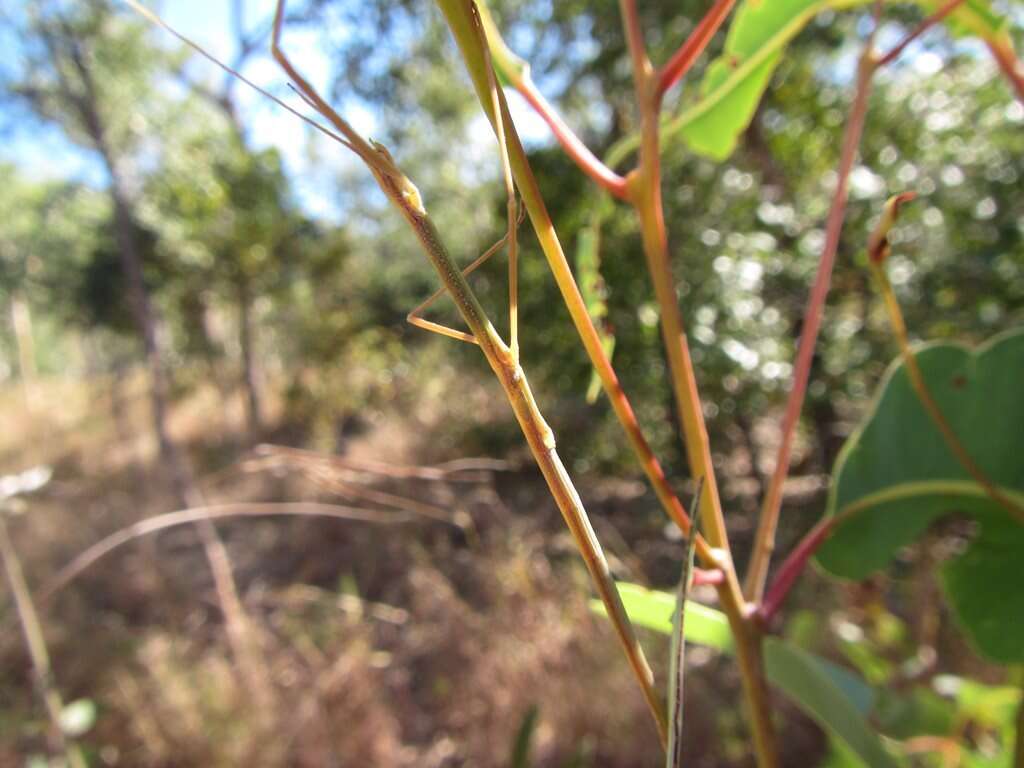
<box><xmin>743</xmin><ymin>49</ymin><xmax>877</xmax><ymax>602</ymax></box>
<box><xmin>758</xmin><ymin>517</ymin><xmax>835</xmax><ymax>623</ymax></box>
<box><xmin>987</xmin><ymin>38</ymin><xmax>1024</xmax><ymax>104</ymax></box>
<box><xmin>657</xmin><ymin>0</ymin><xmax>737</xmax><ymax>97</ymax></box>
<box><xmin>875</xmin><ymin>0</ymin><xmax>968</xmax><ymax>68</ymax></box>
<box><xmin>620</xmin><ymin>0</ymin><xmax>650</xmax><ymax>84</ymax></box>
<box><xmin>516</xmin><ymin>77</ymin><xmax>630</xmax><ymax>199</ymax></box>
<box><xmin>693</xmin><ymin>567</ymin><xmax>725</xmax><ymax>586</ymax></box>
<box><xmin>744</xmin><ymin>0</ymin><xmax>978</xmax><ymax>603</ymax></box>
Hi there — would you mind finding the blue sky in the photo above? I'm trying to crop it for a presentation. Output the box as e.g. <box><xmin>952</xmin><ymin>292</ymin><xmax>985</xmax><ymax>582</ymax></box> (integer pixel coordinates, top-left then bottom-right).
<box><xmin>5</xmin><ymin>0</ymin><xmax>1019</xmax><ymax>220</ymax></box>
<box><xmin>1</xmin><ymin>0</ymin><xmax>551</xmax><ymax>221</ymax></box>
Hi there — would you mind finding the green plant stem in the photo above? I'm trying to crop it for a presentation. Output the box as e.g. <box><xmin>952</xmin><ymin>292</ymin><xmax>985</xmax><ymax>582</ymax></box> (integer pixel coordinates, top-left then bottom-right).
<box><xmin>618</xmin><ymin>0</ymin><xmax>729</xmax><ymax>562</ymax></box>
<box><xmin>617</xmin><ymin>3</ymin><xmax>778</xmax><ymax>765</ymax></box>
<box><xmin>437</xmin><ymin>0</ymin><xmax>717</xmax><ymax>566</ymax></box>
<box><xmin>0</xmin><ymin>515</ymin><xmax>87</xmax><ymax>768</ymax></box>
<box><xmin>870</xmin><ymin>262</ymin><xmax>1024</xmax><ymax>525</ymax></box>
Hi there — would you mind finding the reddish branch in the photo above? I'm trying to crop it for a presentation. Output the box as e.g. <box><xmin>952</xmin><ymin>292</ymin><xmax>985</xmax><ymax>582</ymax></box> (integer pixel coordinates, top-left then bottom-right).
<box><xmin>744</xmin><ymin>0</ymin><xmax>970</xmax><ymax>603</ymax></box>
<box><xmin>657</xmin><ymin>0</ymin><xmax>737</xmax><ymax>97</ymax></box>
<box><xmin>743</xmin><ymin>43</ymin><xmax>879</xmax><ymax>601</ymax></box>
<box><xmin>987</xmin><ymin>39</ymin><xmax>1024</xmax><ymax>104</ymax></box>
<box><xmin>876</xmin><ymin>0</ymin><xmax>973</xmax><ymax>67</ymax></box>
<box><xmin>759</xmin><ymin>518</ymin><xmax>835</xmax><ymax>623</ymax></box>
<box><xmin>515</xmin><ymin>78</ymin><xmax>630</xmax><ymax>199</ymax></box>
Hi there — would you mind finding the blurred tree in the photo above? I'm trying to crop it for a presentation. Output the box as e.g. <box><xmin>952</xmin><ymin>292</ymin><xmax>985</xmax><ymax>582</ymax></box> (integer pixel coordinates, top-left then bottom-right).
<box><xmin>166</xmin><ymin>0</ymin><xmax>280</xmax><ymax>435</ymax></box>
<box><xmin>0</xmin><ymin>165</ymin><xmax>110</xmax><ymax>394</ymax></box>
<box><xmin>1</xmin><ymin>0</ymin><xmax>198</xmax><ymax>503</ymax></box>
<box><xmin>301</xmin><ymin>0</ymin><xmax>1023</xmax><ymax>528</ymax></box>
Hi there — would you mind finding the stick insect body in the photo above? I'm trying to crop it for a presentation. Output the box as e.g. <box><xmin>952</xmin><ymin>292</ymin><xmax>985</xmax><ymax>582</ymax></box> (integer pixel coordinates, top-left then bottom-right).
<box><xmin>126</xmin><ymin>0</ymin><xmax>669</xmax><ymax>744</ymax></box>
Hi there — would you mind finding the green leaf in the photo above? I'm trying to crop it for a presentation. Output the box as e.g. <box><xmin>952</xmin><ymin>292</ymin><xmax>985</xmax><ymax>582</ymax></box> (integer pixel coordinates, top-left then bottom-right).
<box><xmin>575</xmin><ymin>214</ymin><xmax>616</xmax><ymax>405</ymax></box>
<box><xmin>672</xmin><ymin>0</ymin><xmax>1013</xmax><ymax>160</ymax></box>
<box><xmin>593</xmin><ymin>583</ymin><xmax>734</xmax><ymax>651</ymax></box>
<box><xmin>510</xmin><ymin>705</ymin><xmax>539</xmax><ymax>768</ymax></box>
<box><xmin>596</xmin><ymin>584</ymin><xmax>895</xmax><ymax>766</ymax></box>
<box><xmin>764</xmin><ymin>638</ymin><xmax>899</xmax><ymax>768</ymax></box>
<box><xmin>874</xmin><ymin>686</ymin><xmax>956</xmax><ymax>740</ymax></box>
<box><xmin>817</xmin><ymin>329</ymin><xmax>1024</xmax><ymax>662</ymax></box>
<box><xmin>942</xmin><ymin>676</ymin><xmax>1022</xmax><ymax>730</ymax></box>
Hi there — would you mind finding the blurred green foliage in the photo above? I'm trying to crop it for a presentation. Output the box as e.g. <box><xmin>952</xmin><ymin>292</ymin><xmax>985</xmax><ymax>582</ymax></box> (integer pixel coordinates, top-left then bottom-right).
<box><xmin>0</xmin><ymin>1</ymin><xmax>1021</xmax><ymax>765</ymax></box>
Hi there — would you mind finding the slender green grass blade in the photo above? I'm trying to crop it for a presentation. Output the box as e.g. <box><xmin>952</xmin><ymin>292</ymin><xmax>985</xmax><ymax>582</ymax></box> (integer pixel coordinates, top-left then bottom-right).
<box><xmin>666</xmin><ymin>477</ymin><xmax>703</xmax><ymax>767</ymax></box>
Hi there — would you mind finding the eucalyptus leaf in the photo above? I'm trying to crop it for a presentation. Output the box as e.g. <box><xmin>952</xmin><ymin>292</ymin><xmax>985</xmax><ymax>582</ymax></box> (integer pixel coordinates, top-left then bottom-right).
<box><xmin>817</xmin><ymin>329</ymin><xmax>1024</xmax><ymax>662</ymax></box>
<box><xmin>595</xmin><ymin>584</ymin><xmax>895</xmax><ymax>766</ymax></box>
<box><xmin>764</xmin><ymin>638</ymin><xmax>899</xmax><ymax>768</ymax></box>
<box><xmin>671</xmin><ymin>0</ymin><xmax>1013</xmax><ymax>160</ymax></box>
<box><xmin>592</xmin><ymin>582</ymin><xmax>734</xmax><ymax>651</ymax></box>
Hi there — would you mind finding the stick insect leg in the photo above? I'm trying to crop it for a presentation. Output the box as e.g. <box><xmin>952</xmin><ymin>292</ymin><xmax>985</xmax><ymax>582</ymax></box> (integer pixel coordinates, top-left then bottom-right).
<box><xmin>478</xmin><ymin>9</ymin><xmax>521</xmax><ymax>364</ymax></box>
<box><xmin>408</xmin><ymin>12</ymin><xmax>524</xmax><ymax>351</ymax></box>
<box><xmin>275</xmin><ymin>0</ymin><xmax>523</xmax><ymax>353</ymax></box>
<box><xmin>272</xmin><ymin>0</ymin><xmax>399</xmax><ymax>179</ymax></box>
<box><xmin>406</xmin><ymin>203</ymin><xmax>525</xmax><ymax>344</ymax></box>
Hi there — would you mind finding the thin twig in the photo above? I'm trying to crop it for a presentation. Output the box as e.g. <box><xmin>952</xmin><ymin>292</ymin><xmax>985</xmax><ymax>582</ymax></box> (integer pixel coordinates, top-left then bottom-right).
<box><xmin>875</xmin><ymin>0</ymin><xmax>971</xmax><ymax>68</ymax></box>
<box><xmin>251</xmin><ymin>443</ymin><xmax>506</xmax><ymax>481</ymax></box>
<box><xmin>869</xmin><ymin>249</ymin><xmax>1024</xmax><ymax>526</ymax></box>
<box><xmin>475</xmin><ymin>1</ymin><xmax>629</xmax><ymax>198</ymax></box>
<box><xmin>39</xmin><ymin>502</ymin><xmax>411</xmax><ymax>604</ymax></box>
<box><xmin>657</xmin><ymin>0</ymin><xmax>737</xmax><ymax>98</ymax></box>
<box><xmin>746</xmin><ymin>6</ymin><xmax>880</xmax><ymax>603</ymax></box>
<box><xmin>0</xmin><ymin>515</ymin><xmax>87</xmax><ymax>768</ymax></box>
<box><xmin>758</xmin><ymin>517</ymin><xmax>835</xmax><ymax>623</ymax></box>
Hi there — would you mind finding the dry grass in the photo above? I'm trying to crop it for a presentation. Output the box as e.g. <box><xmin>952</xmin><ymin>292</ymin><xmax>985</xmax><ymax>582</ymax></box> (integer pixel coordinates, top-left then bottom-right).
<box><xmin>0</xmin><ymin>371</ymin><xmax>684</xmax><ymax>766</ymax></box>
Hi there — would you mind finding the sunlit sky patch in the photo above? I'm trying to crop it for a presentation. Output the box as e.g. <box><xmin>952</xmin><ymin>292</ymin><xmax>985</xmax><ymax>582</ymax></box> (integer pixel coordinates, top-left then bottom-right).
<box><xmin>4</xmin><ymin>0</ymin><xmax>1020</xmax><ymax>220</ymax></box>
<box><xmin>2</xmin><ymin>0</ymin><xmax>552</xmax><ymax>222</ymax></box>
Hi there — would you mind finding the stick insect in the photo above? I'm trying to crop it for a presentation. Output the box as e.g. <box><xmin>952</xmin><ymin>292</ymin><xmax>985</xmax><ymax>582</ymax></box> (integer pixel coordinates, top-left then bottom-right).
<box><xmin>126</xmin><ymin>0</ymin><xmax>669</xmax><ymax>744</ymax></box>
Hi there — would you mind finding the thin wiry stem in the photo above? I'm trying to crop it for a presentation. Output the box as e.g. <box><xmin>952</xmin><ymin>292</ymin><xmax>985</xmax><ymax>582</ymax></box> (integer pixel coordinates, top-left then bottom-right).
<box><xmin>745</xmin><ymin>0</ymin><xmax>971</xmax><ymax>602</ymax></box>
<box><xmin>474</xmin><ymin>2</ymin><xmax>628</xmax><ymax>198</ymax></box>
<box><xmin>875</xmin><ymin>0</ymin><xmax>970</xmax><ymax>68</ymax></box>
<box><xmin>0</xmin><ymin>515</ymin><xmax>87</xmax><ymax>768</ymax></box>
<box><xmin>869</xmin><ymin>261</ymin><xmax>1024</xmax><ymax>525</ymax></box>
<box><xmin>758</xmin><ymin>517</ymin><xmax>835</xmax><ymax>623</ymax></box>
<box><xmin>39</xmin><ymin>502</ymin><xmax>413</xmax><ymax>604</ymax></box>
<box><xmin>744</xmin><ymin>9</ymin><xmax>883</xmax><ymax>603</ymax></box>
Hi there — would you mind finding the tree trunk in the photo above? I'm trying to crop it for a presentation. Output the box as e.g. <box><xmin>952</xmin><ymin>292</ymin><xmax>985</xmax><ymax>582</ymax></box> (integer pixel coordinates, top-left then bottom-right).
<box><xmin>9</xmin><ymin>292</ymin><xmax>37</xmax><ymax>410</ymax></box>
<box><xmin>108</xmin><ymin>185</ymin><xmax>197</xmax><ymax>508</ymax></box>
<box><xmin>237</xmin><ymin>278</ymin><xmax>262</xmax><ymax>437</ymax></box>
